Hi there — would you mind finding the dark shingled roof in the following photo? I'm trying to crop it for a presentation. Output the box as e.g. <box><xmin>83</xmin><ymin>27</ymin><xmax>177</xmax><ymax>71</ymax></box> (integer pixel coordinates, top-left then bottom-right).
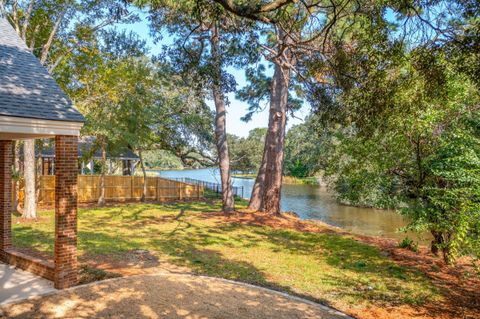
<box><xmin>0</xmin><ymin>18</ymin><xmax>85</xmax><ymax>123</ymax></box>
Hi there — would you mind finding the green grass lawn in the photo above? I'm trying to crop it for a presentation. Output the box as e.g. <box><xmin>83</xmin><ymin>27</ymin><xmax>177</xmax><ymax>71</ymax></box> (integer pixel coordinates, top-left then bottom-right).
<box><xmin>12</xmin><ymin>201</ymin><xmax>440</xmax><ymax>316</ymax></box>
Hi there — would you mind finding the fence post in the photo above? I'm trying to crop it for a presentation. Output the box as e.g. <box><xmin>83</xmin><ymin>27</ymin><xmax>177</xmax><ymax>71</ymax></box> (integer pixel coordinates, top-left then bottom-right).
<box><xmin>130</xmin><ymin>176</ymin><xmax>134</xmax><ymax>201</ymax></box>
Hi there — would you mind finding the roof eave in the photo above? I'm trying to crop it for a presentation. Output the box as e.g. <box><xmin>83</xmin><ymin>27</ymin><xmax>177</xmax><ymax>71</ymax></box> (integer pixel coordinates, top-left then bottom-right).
<box><xmin>0</xmin><ymin>115</ymin><xmax>83</xmax><ymax>140</ymax></box>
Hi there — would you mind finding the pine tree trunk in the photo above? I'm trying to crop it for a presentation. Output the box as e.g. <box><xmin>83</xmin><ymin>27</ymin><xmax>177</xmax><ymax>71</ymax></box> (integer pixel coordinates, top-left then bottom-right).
<box><xmin>211</xmin><ymin>24</ymin><xmax>234</xmax><ymax>213</ymax></box>
<box><xmin>261</xmin><ymin>29</ymin><xmax>294</xmax><ymax>216</ymax></box>
<box><xmin>98</xmin><ymin>138</ymin><xmax>106</xmax><ymax>206</ymax></box>
<box><xmin>23</xmin><ymin>139</ymin><xmax>36</xmax><ymax>219</ymax></box>
<box><xmin>139</xmin><ymin>150</ymin><xmax>147</xmax><ymax>202</ymax></box>
<box><xmin>261</xmin><ymin>63</ymin><xmax>290</xmax><ymax>215</ymax></box>
<box><xmin>248</xmin><ymin>136</ymin><xmax>267</xmax><ymax>211</ymax></box>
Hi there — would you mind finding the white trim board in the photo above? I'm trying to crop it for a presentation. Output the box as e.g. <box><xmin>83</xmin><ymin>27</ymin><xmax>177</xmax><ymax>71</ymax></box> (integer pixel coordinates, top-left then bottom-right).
<box><xmin>0</xmin><ymin>115</ymin><xmax>83</xmax><ymax>139</ymax></box>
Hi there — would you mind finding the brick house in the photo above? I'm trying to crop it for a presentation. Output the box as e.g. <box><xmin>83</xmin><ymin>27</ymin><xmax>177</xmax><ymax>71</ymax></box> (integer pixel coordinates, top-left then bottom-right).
<box><xmin>0</xmin><ymin>18</ymin><xmax>84</xmax><ymax>289</ymax></box>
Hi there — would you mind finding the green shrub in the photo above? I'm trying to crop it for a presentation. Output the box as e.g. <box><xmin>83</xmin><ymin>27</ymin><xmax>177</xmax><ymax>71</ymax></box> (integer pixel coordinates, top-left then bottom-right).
<box><xmin>398</xmin><ymin>237</ymin><xmax>418</xmax><ymax>252</ymax></box>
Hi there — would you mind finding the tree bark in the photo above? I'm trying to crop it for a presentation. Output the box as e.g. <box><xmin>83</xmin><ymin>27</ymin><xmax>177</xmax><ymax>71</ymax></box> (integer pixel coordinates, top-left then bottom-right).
<box><xmin>442</xmin><ymin>243</ymin><xmax>454</xmax><ymax>265</ymax></box>
<box><xmin>97</xmin><ymin>138</ymin><xmax>106</xmax><ymax>206</ymax></box>
<box><xmin>248</xmin><ymin>143</ymin><xmax>267</xmax><ymax>211</ymax></box>
<box><xmin>21</xmin><ymin>0</ymin><xmax>35</xmax><ymax>40</ymax></box>
<box><xmin>12</xmin><ymin>141</ymin><xmax>21</xmax><ymax>213</ymax></box>
<box><xmin>29</xmin><ymin>24</ymin><xmax>39</xmax><ymax>52</ymax></box>
<box><xmin>139</xmin><ymin>150</ymin><xmax>147</xmax><ymax>202</ymax></box>
<box><xmin>261</xmin><ymin>28</ymin><xmax>294</xmax><ymax>215</ymax></box>
<box><xmin>431</xmin><ymin>230</ymin><xmax>454</xmax><ymax>264</ymax></box>
<box><xmin>211</xmin><ymin>24</ymin><xmax>235</xmax><ymax>213</ymax></box>
<box><xmin>35</xmin><ymin>154</ymin><xmax>41</xmax><ymax>204</ymax></box>
<box><xmin>430</xmin><ymin>230</ymin><xmax>443</xmax><ymax>256</ymax></box>
<box><xmin>0</xmin><ymin>0</ymin><xmax>8</xmax><ymax>20</ymax></box>
<box><xmin>23</xmin><ymin>139</ymin><xmax>36</xmax><ymax>219</ymax></box>
<box><xmin>11</xmin><ymin>0</ymin><xmax>20</xmax><ymax>34</ymax></box>
<box><xmin>39</xmin><ymin>8</ymin><xmax>66</xmax><ymax>65</ymax></box>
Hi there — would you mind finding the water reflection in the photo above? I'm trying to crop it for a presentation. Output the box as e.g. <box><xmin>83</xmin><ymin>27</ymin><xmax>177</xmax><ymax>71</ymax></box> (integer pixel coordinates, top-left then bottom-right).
<box><xmin>154</xmin><ymin>168</ymin><xmax>425</xmax><ymax>242</ymax></box>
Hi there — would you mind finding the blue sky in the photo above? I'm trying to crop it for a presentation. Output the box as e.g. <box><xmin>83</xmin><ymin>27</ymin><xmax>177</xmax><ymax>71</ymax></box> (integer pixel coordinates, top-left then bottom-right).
<box><xmin>118</xmin><ymin>11</ymin><xmax>308</xmax><ymax>138</ymax></box>
<box><xmin>116</xmin><ymin>5</ymin><xmax>443</xmax><ymax>137</ymax></box>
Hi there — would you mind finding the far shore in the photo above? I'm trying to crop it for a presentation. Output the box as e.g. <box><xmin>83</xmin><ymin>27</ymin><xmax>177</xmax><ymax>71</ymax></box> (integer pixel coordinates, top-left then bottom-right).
<box><xmin>233</xmin><ymin>173</ymin><xmax>321</xmax><ymax>185</ymax></box>
<box><xmin>146</xmin><ymin>168</ymin><xmax>321</xmax><ymax>185</ymax></box>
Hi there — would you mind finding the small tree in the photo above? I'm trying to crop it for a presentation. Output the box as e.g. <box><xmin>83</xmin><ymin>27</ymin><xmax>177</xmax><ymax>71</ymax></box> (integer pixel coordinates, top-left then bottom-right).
<box><xmin>114</xmin><ymin>57</ymin><xmax>158</xmax><ymax>202</ymax></box>
<box><xmin>406</xmin><ymin>118</ymin><xmax>480</xmax><ymax>264</ymax></box>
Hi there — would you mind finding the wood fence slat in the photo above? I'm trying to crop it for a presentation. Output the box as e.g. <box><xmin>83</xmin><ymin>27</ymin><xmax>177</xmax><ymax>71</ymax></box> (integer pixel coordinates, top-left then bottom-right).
<box><xmin>16</xmin><ymin>175</ymin><xmax>204</xmax><ymax>208</ymax></box>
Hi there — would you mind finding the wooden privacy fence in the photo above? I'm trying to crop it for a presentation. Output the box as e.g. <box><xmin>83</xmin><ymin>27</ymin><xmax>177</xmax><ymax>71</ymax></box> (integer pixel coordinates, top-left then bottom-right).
<box><xmin>17</xmin><ymin>175</ymin><xmax>204</xmax><ymax>207</ymax></box>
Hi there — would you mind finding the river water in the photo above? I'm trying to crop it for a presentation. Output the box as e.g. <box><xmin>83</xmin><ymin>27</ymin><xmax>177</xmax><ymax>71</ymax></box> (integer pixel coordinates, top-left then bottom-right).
<box><xmin>152</xmin><ymin>168</ymin><xmax>420</xmax><ymax>242</ymax></box>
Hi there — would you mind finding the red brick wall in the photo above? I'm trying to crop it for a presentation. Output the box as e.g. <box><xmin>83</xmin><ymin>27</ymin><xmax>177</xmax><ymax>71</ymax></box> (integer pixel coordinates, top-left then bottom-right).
<box><xmin>0</xmin><ymin>140</ymin><xmax>12</xmax><ymax>251</ymax></box>
<box><xmin>54</xmin><ymin>135</ymin><xmax>78</xmax><ymax>289</ymax></box>
<box><xmin>1</xmin><ymin>249</ymin><xmax>54</xmax><ymax>280</ymax></box>
<box><xmin>0</xmin><ymin>141</ymin><xmax>55</xmax><ymax>282</ymax></box>
<box><xmin>1</xmin><ymin>137</ymin><xmax>80</xmax><ymax>289</ymax></box>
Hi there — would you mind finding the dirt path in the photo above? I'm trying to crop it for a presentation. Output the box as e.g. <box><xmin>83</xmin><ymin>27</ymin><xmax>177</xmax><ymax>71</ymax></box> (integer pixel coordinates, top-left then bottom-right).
<box><xmin>0</xmin><ymin>273</ymin><xmax>351</xmax><ymax>319</ymax></box>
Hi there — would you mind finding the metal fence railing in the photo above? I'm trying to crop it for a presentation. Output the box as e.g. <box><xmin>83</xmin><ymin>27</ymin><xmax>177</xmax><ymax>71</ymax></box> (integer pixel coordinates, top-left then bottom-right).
<box><xmin>167</xmin><ymin>177</ymin><xmax>245</xmax><ymax>199</ymax></box>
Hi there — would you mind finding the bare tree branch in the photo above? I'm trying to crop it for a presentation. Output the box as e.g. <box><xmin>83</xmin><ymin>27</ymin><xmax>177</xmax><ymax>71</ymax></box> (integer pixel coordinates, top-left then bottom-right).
<box><xmin>0</xmin><ymin>0</ymin><xmax>8</xmax><ymax>19</ymax></box>
<box><xmin>40</xmin><ymin>8</ymin><xmax>67</xmax><ymax>65</ymax></box>
<box><xmin>29</xmin><ymin>24</ymin><xmax>40</xmax><ymax>51</ymax></box>
<box><xmin>48</xmin><ymin>50</ymin><xmax>70</xmax><ymax>74</ymax></box>
<box><xmin>212</xmin><ymin>0</ymin><xmax>295</xmax><ymax>23</ymax></box>
<box><xmin>21</xmin><ymin>0</ymin><xmax>36</xmax><ymax>40</ymax></box>
<box><xmin>12</xmin><ymin>0</ymin><xmax>20</xmax><ymax>34</ymax></box>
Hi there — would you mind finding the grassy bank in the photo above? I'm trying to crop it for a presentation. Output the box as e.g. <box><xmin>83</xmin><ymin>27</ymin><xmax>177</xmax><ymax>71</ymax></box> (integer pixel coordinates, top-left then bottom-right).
<box><xmin>282</xmin><ymin>176</ymin><xmax>320</xmax><ymax>185</ymax></box>
<box><xmin>233</xmin><ymin>174</ymin><xmax>319</xmax><ymax>185</ymax></box>
<box><xmin>11</xmin><ymin>201</ymin><xmax>478</xmax><ymax>319</ymax></box>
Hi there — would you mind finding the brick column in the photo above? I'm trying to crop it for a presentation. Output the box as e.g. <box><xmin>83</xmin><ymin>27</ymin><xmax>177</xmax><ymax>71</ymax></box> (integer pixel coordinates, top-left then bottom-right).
<box><xmin>54</xmin><ymin>135</ymin><xmax>78</xmax><ymax>289</ymax></box>
<box><xmin>0</xmin><ymin>140</ymin><xmax>12</xmax><ymax>253</ymax></box>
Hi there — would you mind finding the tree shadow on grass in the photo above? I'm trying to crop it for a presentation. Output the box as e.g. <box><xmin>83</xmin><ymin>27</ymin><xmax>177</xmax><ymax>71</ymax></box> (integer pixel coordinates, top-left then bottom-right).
<box><xmin>78</xmin><ymin>203</ymin><xmax>220</xmax><ymax>230</ymax></box>
<box><xmin>160</xmin><ymin>201</ymin><xmax>223</xmax><ymax>213</ymax></box>
<box><xmin>145</xmin><ymin>234</ymin><xmax>335</xmax><ymax>307</ymax></box>
<box><xmin>11</xmin><ymin>218</ymin><xmax>336</xmax><ymax>310</ymax></box>
<box><xmin>11</xmin><ymin>226</ymin><xmax>54</xmax><ymax>259</ymax></box>
<box><xmin>156</xmin><ymin>219</ymin><xmax>443</xmax><ymax>310</ymax></box>
<box><xmin>248</xmin><ymin>226</ymin><xmax>429</xmax><ymax>279</ymax></box>
<box><xmin>12</xmin><ymin>226</ymin><xmax>161</xmax><ymax>270</ymax></box>
<box><xmin>12</xmin><ymin>205</ymin><xmax>463</xmax><ymax>317</ymax></box>
<box><xmin>221</xmin><ymin>224</ymin><xmax>478</xmax><ymax>318</ymax></box>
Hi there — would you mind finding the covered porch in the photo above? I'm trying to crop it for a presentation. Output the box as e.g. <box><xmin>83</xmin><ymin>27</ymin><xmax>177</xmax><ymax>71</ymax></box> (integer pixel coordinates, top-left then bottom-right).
<box><xmin>0</xmin><ymin>17</ymin><xmax>84</xmax><ymax>289</ymax></box>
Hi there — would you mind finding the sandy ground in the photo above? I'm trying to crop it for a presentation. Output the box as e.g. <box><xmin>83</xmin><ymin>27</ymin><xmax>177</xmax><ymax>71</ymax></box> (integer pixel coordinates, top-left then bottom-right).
<box><xmin>0</xmin><ymin>273</ymin><xmax>351</xmax><ymax>319</ymax></box>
